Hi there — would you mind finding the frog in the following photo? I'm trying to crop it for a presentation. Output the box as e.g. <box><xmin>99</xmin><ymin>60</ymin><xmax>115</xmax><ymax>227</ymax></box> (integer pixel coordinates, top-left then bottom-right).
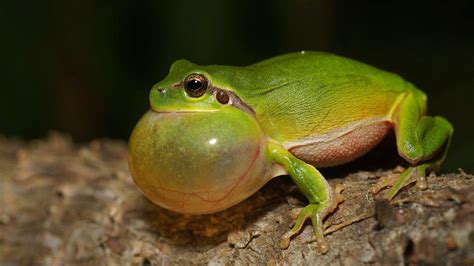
<box><xmin>128</xmin><ymin>51</ymin><xmax>453</xmax><ymax>253</ymax></box>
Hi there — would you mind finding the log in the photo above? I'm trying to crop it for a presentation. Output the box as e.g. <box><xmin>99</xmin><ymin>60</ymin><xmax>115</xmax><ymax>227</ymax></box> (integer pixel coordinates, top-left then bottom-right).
<box><xmin>0</xmin><ymin>133</ymin><xmax>472</xmax><ymax>265</ymax></box>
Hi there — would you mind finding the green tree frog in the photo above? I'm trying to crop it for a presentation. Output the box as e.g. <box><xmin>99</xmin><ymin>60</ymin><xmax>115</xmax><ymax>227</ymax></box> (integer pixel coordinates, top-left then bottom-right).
<box><xmin>128</xmin><ymin>51</ymin><xmax>453</xmax><ymax>253</ymax></box>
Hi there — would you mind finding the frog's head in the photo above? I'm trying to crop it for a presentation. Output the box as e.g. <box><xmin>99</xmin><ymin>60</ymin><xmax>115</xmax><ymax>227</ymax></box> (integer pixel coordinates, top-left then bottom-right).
<box><xmin>149</xmin><ymin>59</ymin><xmax>253</xmax><ymax>114</ymax></box>
<box><xmin>128</xmin><ymin>59</ymin><xmax>271</xmax><ymax>215</ymax></box>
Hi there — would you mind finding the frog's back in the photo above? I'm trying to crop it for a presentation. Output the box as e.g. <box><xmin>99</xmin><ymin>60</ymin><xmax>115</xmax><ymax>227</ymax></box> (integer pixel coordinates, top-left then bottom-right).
<box><xmin>235</xmin><ymin>51</ymin><xmax>425</xmax><ymax>167</ymax></box>
<box><xmin>217</xmin><ymin>52</ymin><xmax>422</xmax><ymax>142</ymax></box>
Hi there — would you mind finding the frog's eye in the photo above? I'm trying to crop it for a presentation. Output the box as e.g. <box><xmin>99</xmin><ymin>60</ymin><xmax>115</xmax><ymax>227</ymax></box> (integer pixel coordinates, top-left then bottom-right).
<box><xmin>184</xmin><ymin>74</ymin><xmax>208</xmax><ymax>98</ymax></box>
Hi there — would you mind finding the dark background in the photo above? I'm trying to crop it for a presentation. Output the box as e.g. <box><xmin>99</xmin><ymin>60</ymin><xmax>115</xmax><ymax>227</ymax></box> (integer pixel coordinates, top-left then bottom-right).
<box><xmin>1</xmin><ymin>1</ymin><xmax>473</xmax><ymax>171</ymax></box>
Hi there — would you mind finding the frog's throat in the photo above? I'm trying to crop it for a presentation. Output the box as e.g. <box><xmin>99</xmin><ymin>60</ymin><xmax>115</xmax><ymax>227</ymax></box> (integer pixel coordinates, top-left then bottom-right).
<box><xmin>145</xmin><ymin>137</ymin><xmax>263</xmax><ymax>214</ymax></box>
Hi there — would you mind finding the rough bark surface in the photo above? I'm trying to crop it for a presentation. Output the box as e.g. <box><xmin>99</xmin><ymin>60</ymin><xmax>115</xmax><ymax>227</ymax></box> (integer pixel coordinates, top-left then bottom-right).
<box><xmin>0</xmin><ymin>133</ymin><xmax>473</xmax><ymax>265</ymax></box>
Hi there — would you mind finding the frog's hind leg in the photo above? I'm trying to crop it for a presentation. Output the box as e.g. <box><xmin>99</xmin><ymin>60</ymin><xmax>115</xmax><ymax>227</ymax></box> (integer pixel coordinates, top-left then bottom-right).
<box><xmin>378</xmin><ymin>92</ymin><xmax>453</xmax><ymax>200</ymax></box>
<box><xmin>268</xmin><ymin>143</ymin><xmax>344</xmax><ymax>253</ymax></box>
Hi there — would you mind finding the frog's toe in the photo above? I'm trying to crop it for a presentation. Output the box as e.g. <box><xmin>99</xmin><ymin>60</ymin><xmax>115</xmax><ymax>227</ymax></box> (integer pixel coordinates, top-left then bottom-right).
<box><xmin>280</xmin><ymin>207</ymin><xmax>312</xmax><ymax>249</ymax></box>
<box><xmin>281</xmin><ymin>184</ymin><xmax>345</xmax><ymax>252</ymax></box>
<box><xmin>372</xmin><ymin>165</ymin><xmax>428</xmax><ymax>200</ymax></box>
<box><xmin>280</xmin><ymin>204</ymin><xmax>330</xmax><ymax>253</ymax></box>
<box><xmin>315</xmin><ymin>237</ymin><xmax>329</xmax><ymax>254</ymax></box>
<box><xmin>370</xmin><ymin>166</ymin><xmax>410</xmax><ymax>194</ymax></box>
<box><xmin>370</xmin><ymin>174</ymin><xmax>399</xmax><ymax>194</ymax></box>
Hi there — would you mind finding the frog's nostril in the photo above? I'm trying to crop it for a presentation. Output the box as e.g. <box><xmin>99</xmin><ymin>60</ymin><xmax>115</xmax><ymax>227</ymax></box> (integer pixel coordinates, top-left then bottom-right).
<box><xmin>156</xmin><ymin>88</ymin><xmax>166</xmax><ymax>94</ymax></box>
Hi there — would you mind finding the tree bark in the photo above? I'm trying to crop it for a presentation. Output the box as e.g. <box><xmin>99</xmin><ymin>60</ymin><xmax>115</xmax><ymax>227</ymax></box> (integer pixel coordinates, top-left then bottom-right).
<box><xmin>1</xmin><ymin>133</ymin><xmax>472</xmax><ymax>265</ymax></box>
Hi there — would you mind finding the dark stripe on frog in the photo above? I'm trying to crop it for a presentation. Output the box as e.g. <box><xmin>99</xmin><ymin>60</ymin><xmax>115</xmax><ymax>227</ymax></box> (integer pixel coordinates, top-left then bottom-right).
<box><xmin>172</xmin><ymin>82</ymin><xmax>256</xmax><ymax>115</ymax></box>
<box><xmin>209</xmin><ymin>86</ymin><xmax>255</xmax><ymax>115</ymax></box>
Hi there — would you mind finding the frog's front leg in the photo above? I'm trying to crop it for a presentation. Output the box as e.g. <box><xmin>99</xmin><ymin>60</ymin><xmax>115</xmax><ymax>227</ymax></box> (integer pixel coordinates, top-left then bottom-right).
<box><xmin>267</xmin><ymin>142</ymin><xmax>343</xmax><ymax>253</ymax></box>
<box><xmin>378</xmin><ymin>92</ymin><xmax>453</xmax><ymax>200</ymax></box>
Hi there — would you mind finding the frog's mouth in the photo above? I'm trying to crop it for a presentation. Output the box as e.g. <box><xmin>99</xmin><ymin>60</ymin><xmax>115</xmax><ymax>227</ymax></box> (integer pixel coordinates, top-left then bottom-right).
<box><xmin>150</xmin><ymin>103</ymin><xmax>222</xmax><ymax>114</ymax></box>
<box><xmin>150</xmin><ymin>87</ymin><xmax>256</xmax><ymax>115</ymax></box>
<box><xmin>152</xmin><ymin>109</ymin><xmax>219</xmax><ymax>114</ymax></box>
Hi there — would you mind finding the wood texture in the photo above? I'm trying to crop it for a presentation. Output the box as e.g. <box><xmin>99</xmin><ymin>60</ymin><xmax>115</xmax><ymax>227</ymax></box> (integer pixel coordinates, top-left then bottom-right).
<box><xmin>0</xmin><ymin>133</ymin><xmax>472</xmax><ymax>265</ymax></box>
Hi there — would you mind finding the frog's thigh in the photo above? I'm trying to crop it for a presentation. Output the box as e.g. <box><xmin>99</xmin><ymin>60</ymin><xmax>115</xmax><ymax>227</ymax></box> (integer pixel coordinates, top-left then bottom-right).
<box><xmin>393</xmin><ymin>93</ymin><xmax>453</xmax><ymax>168</ymax></box>
<box><xmin>380</xmin><ymin>93</ymin><xmax>453</xmax><ymax>200</ymax></box>
<box><xmin>287</xmin><ymin>118</ymin><xmax>392</xmax><ymax>167</ymax></box>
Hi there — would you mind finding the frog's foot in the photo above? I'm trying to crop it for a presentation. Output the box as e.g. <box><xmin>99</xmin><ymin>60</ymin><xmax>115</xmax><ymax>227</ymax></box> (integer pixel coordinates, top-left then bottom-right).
<box><xmin>280</xmin><ymin>184</ymin><xmax>344</xmax><ymax>253</ymax></box>
<box><xmin>371</xmin><ymin>165</ymin><xmax>427</xmax><ymax>200</ymax></box>
<box><xmin>280</xmin><ymin>203</ymin><xmax>329</xmax><ymax>253</ymax></box>
<box><xmin>370</xmin><ymin>171</ymin><xmax>404</xmax><ymax>194</ymax></box>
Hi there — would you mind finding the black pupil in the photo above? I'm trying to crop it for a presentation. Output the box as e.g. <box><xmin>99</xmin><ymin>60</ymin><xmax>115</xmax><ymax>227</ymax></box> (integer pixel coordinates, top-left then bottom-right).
<box><xmin>187</xmin><ymin>79</ymin><xmax>202</xmax><ymax>90</ymax></box>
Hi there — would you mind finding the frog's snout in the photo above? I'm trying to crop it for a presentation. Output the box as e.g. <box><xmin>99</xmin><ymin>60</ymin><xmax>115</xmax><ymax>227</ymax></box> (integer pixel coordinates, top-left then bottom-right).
<box><xmin>155</xmin><ymin>87</ymin><xmax>166</xmax><ymax>94</ymax></box>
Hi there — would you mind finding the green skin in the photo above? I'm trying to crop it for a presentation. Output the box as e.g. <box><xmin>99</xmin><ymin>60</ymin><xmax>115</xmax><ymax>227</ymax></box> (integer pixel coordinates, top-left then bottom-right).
<box><xmin>128</xmin><ymin>51</ymin><xmax>453</xmax><ymax>253</ymax></box>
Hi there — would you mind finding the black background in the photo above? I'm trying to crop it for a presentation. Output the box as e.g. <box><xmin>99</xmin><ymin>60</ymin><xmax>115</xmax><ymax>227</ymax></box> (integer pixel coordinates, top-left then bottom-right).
<box><xmin>1</xmin><ymin>0</ymin><xmax>473</xmax><ymax>171</ymax></box>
